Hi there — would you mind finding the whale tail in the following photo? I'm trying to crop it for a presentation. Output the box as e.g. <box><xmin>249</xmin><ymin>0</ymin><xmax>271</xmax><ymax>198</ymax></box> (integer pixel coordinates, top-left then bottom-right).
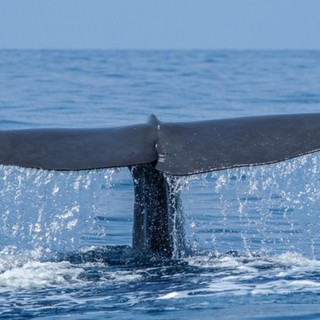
<box><xmin>1</xmin><ymin>113</ymin><xmax>320</xmax><ymax>257</ymax></box>
<box><xmin>1</xmin><ymin>113</ymin><xmax>320</xmax><ymax>174</ymax></box>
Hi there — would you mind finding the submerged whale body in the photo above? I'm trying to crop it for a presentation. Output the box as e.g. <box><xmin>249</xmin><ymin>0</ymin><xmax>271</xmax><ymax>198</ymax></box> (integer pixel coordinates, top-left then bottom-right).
<box><xmin>1</xmin><ymin>113</ymin><xmax>320</xmax><ymax>257</ymax></box>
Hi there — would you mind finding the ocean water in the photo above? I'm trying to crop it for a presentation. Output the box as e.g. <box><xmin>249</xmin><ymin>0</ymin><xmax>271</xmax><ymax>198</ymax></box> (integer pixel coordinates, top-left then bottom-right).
<box><xmin>0</xmin><ymin>50</ymin><xmax>320</xmax><ymax>319</ymax></box>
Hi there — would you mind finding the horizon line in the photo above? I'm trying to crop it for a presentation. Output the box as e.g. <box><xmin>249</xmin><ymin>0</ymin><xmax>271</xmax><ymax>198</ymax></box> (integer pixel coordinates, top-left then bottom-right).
<box><xmin>1</xmin><ymin>47</ymin><xmax>320</xmax><ymax>51</ymax></box>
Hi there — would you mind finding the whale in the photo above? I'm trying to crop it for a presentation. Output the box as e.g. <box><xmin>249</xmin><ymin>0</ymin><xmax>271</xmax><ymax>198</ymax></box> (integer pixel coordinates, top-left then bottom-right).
<box><xmin>1</xmin><ymin>113</ymin><xmax>320</xmax><ymax>257</ymax></box>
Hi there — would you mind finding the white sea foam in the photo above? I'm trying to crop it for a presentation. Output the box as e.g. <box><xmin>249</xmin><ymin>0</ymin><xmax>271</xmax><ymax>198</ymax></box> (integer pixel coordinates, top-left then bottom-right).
<box><xmin>0</xmin><ymin>261</ymin><xmax>84</xmax><ymax>290</ymax></box>
<box><xmin>157</xmin><ymin>252</ymin><xmax>320</xmax><ymax>300</ymax></box>
<box><xmin>102</xmin><ymin>270</ymin><xmax>142</xmax><ymax>283</ymax></box>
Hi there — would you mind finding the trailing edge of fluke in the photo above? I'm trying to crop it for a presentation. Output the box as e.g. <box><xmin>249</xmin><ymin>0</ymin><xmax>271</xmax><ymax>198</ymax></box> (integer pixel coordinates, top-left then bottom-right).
<box><xmin>0</xmin><ymin>113</ymin><xmax>320</xmax><ymax>175</ymax></box>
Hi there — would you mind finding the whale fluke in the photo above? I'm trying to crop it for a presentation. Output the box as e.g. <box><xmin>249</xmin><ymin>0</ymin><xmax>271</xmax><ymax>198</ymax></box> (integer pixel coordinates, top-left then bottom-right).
<box><xmin>1</xmin><ymin>113</ymin><xmax>320</xmax><ymax>257</ymax></box>
<box><xmin>156</xmin><ymin>113</ymin><xmax>320</xmax><ymax>175</ymax></box>
<box><xmin>1</xmin><ymin>113</ymin><xmax>320</xmax><ymax>174</ymax></box>
<box><xmin>0</xmin><ymin>120</ymin><xmax>158</xmax><ymax>170</ymax></box>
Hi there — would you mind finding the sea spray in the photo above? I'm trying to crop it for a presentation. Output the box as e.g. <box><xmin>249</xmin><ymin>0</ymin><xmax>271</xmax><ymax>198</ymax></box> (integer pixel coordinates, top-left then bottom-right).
<box><xmin>181</xmin><ymin>153</ymin><xmax>320</xmax><ymax>258</ymax></box>
<box><xmin>0</xmin><ymin>165</ymin><xmax>119</xmax><ymax>258</ymax></box>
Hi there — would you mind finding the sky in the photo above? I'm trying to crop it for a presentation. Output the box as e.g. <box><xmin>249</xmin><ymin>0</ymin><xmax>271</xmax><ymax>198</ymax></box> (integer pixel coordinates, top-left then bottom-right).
<box><xmin>0</xmin><ymin>0</ymin><xmax>320</xmax><ymax>50</ymax></box>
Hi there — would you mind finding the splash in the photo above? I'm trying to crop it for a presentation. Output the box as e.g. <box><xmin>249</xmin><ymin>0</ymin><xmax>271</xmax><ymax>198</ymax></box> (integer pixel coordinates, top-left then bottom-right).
<box><xmin>1</xmin><ymin>152</ymin><xmax>320</xmax><ymax>263</ymax></box>
<box><xmin>0</xmin><ymin>165</ymin><xmax>119</xmax><ymax>259</ymax></box>
<box><xmin>181</xmin><ymin>152</ymin><xmax>320</xmax><ymax>258</ymax></box>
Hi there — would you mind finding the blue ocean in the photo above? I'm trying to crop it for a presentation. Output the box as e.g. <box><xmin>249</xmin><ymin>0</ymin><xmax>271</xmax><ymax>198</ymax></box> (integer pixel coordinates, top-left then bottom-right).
<box><xmin>0</xmin><ymin>50</ymin><xmax>320</xmax><ymax>319</ymax></box>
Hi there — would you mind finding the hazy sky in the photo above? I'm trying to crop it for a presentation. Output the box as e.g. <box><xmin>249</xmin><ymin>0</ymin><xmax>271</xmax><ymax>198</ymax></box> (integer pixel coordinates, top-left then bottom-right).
<box><xmin>0</xmin><ymin>0</ymin><xmax>319</xmax><ymax>50</ymax></box>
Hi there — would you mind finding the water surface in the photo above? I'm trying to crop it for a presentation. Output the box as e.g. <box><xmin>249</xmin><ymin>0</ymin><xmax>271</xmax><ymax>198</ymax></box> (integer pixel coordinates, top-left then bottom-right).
<box><xmin>1</xmin><ymin>50</ymin><xmax>320</xmax><ymax>319</ymax></box>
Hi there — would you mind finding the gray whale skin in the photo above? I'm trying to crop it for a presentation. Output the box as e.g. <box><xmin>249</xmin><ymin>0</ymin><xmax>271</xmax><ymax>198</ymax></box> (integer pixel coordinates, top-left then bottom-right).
<box><xmin>1</xmin><ymin>113</ymin><xmax>320</xmax><ymax>257</ymax></box>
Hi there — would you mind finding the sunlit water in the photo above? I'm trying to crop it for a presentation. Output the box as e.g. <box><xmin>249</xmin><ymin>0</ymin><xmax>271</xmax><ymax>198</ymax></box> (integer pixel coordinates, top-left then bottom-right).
<box><xmin>1</xmin><ymin>50</ymin><xmax>320</xmax><ymax>319</ymax></box>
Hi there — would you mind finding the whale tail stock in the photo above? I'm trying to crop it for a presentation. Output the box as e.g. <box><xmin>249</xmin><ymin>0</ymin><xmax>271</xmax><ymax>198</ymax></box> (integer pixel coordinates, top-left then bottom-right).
<box><xmin>1</xmin><ymin>113</ymin><xmax>320</xmax><ymax>257</ymax></box>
